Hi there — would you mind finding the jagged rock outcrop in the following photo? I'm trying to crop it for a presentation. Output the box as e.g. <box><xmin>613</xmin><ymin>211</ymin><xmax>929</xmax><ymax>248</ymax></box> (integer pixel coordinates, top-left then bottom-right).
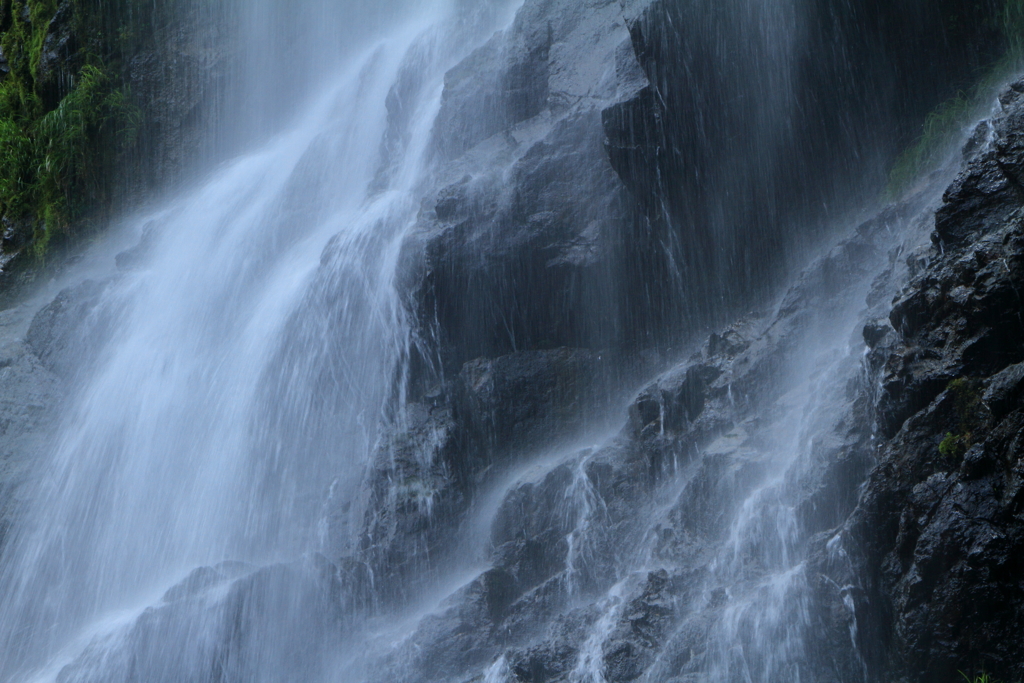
<box><xmin>400</xmin><ymin>0</ymin><xmax>651</xmax><ymax>373</ymax></box>
<box><xmin>839</xmin><ymin>81</ymin><xmax>1024</xmax><ymax>683</ymax></box>
<box><xmin>360</xmin><ymin>346</ymin><xmax>610</xmax><ymax>600</ymax></box>
<box><xmin>25</xmin><ymin>278</ymin><xmax>117</xmax><ymax>382</ymax></box>
<box><xmin>337</xmin><ymin>4</ymin><xmax>1024</xmax><ymax>682</ymax></box>
<box><xmin>360</xmin><ymin>153</ymin><xmax>945</xmax><ymax>683</ymax></box>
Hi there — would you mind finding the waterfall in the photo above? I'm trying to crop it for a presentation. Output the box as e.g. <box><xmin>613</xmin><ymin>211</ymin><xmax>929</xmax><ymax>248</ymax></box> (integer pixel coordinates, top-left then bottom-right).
<box><xmin>0</xmin><ymin>1</ymin><xmax>1010</xmax><ymax>682</ymax></box>
<box><xmin>0</xmin><ymin>2</ymin><xmax>521</xmax><ymax>681</ymax></box>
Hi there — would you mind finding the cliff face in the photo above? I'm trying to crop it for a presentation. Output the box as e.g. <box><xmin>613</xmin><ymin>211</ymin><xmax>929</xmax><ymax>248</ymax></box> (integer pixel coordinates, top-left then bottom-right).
<box><xmin>350</xmin><ymin>1</ymin><xmax>1024</xmax><ymax>679</ymax></box>
<box><xmin>346</xmin><ymin>76</ymin><xmax>1024</xmax><ymax>683</ymax></box>
<box><xmin>398</xmin><ymin>0</ymin><xmax>1011</xmax><ymax>381</ymax></box>
<box><xmin>1</xmin><ymin>1</ymin><xmax>1024</xmax><ymax>682</ymax></box>
<box><xmin>357</xmin><ymin>0</ymin><xmax>1023</xmax><ymax>643</ymax></box>
<box><xmin>842</xmin><ymin>84</ymin><xmax>1024</xmax><ymax>683</ymax></box>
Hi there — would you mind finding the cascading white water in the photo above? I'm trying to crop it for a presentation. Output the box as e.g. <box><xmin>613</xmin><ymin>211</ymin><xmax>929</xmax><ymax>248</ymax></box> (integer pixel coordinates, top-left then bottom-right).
<box><xmin>0</xmin><ymin>3</ymin><xmax>520</xmax><ymax>681</ymax></box>
<box><xmin>0</xmin><ymin>1</ymin><xmax>1003</xmax><ymax>682</ymax></box>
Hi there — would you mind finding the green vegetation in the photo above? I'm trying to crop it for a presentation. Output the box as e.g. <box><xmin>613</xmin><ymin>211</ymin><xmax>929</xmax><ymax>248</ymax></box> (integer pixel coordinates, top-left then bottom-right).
<box><xmin>1006</xmin><ymin>0</ymin><xmax>1024</xmax><ymax>55</ymax></box>
<box><xmin>939</xmin><ymin>377</ymin><xmax>984</xmax><ymax>461</ymax></box>
<box><xmin>0</xmin><ymin>0</ymin><xmax>142</xmax><ymax>263</ymax></box>
<box><xmin>940</xmin><ymin>430</ymin><xmax>970</xmax><ymax>459</ymax></box>
<box><xmin>959</xmin><ymin>671</ymin><xmax>1020</xmax><ymax>683</ymax></box>
<box><xmin>886</xmin><ymin>0</ymin><xmax>1024</xmax><ymax>199</ymax></box>
<box><xmin>32</xmin><ymin>64</ymin><xmax>139</xmax><ymax>254</ymax></box>
<box><xmin>886</xmin><ymin>91</ymin><xmax>974</xmax><ymax>199</ymax></box>
<box><xmin>961</xmin><ymin>674</ymin><xmax>993</xmax><ymax>683</ymax></box>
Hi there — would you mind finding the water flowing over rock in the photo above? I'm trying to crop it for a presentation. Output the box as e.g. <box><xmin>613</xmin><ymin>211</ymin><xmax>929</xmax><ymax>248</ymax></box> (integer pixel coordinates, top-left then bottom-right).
<box><xmin>0</xmin><ymin>2</ymin><xmax>1022</xmax><ymax>683</ymax></box>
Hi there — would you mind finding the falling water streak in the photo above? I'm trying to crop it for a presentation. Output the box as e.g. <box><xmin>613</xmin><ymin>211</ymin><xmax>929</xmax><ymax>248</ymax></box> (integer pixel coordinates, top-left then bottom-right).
<box><xmin>698</xmin><ymin>344</ymin><xmax>860</xmax><ymax>681</ymax></box>
<box><xmin>0</xmin><ymin>3</ymin><xmax>523</xmax><ymax>681</ymax></box>
<box><xmin>571</xmin><ymin>581</ymin><xmax>628</xmax><ymax>683</ymax></box>
<box><xmin>827</xmin><ymin>533</ymin><xmax>871</xmax><ymax>683</ymax></box>
<box><xmin>563</xmin><ymin>454</ymin><xmax>610</xmax><ymax>598</ymax></box>
<box><xmin>484</xmin><ymin>655</ymin><xmax>511</xmax><ymax>683</ymax></box>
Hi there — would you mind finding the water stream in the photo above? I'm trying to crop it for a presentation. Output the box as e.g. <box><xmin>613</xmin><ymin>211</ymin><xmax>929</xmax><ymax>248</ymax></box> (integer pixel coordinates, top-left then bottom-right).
<box><xmin>0</xmin><ymin>1</ymin><xmax>993</xmax><ymax>682</ymax></box>
<box><xmin>0</xmin><ymin>3</ymin><xmax>521</xmax><ymax>680</ymax></box>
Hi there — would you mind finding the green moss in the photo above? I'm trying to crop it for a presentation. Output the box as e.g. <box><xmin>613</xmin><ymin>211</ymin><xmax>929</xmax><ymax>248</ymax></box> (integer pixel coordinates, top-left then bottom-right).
<box><xmin>949</xmin><ymin>377</ymin><xmax>983</xmax><ymax>425</ymax></box>
<box><xmin>26</xmin><ymin>0</ymin><xmax>57</xmax><ymax>79</ymax></box>
<box><xmin>940</xmin><ymin>431</ymin><xmax>969</xmax><ymax>459</ymax></box>
<box><xmin>36</xmin><ymin>64</ymin><xmax>139</xmax><ymax>218</ymax></box>
<box><xmin>886</xmin><ymin>91</ymin><xmax>974</xmax><ymax>199</ymax></box>
<box><xmin>886</xmin><ymin>0</ymin><xmax>1024</xmax><ymax>200</ymax></box>
<box><xmin>938</xmin><ymin>378</ymin><xmax>985</xmax><ymax>461</ymax></box>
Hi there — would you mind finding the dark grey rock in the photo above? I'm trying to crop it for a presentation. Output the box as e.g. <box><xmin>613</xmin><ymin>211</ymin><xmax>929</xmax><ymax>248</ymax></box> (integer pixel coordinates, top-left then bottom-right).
<box><xmin>456</xmin><ymin>348</ymin><xmax>605</xmax><ymax>453</ymax></box>
<box><xmin>114</xmin><ymin>221</ymin><xmax>161</xmax><ymax>272</ymax></box>
<box><xmin>983</xmin><ymin>361</ymin><xmax>1024</xmax><ymax>419</ymax></box>
<box><xmin>54</xmin><ymin>556</ymin><xmax>347</xmax><ymax>683</ymax></box>
<box><xmin>120</xmin><ymin>4</ymin><xmax>230</xmax><ymax>202</ymax></box>
<box><xmin>840</xmin><ymin>81</ymin><xmax>1024</xmax><ymax>683</ymax></box>
<box><xmin>601</xmin><ymin>570</ymin><xmax>678</xmax><ymax>683</ymax></box>
<box><xmin>26</xmin><ymin>278</ymin><xmax>117</xmax><ymax>381</ymax></box>
<box><xmin>36</xmin><ymin>0</ymin><xmax>78</xmax><ymax>109</ymax></box>
<box><xmin>359</xmin><ymin>347</ymin><xmax>608</xmax><ymax>603</ymax></box>
<box><xmin>506</xmin><ymin>610</ymin><xmax>597</xmax><ymax>683</ymax></box>
<box><xmin>933</xmin><ymin>80</ymin><xmax>1024</xmax><ymax>249</ymax></box>
<box><xmin>0</xmin><ymin>334</ymin><xmax>61</xmax><ymax>554</ymax></box>
<box><xmin>399</xmin><ymin>0</ymin><xmax>650</xmax><ymax>376</ymax></box>
<box><xmin>863</xmin><ymin>319</ymin><xmax>894</xmax><ymax>350</ymax></box>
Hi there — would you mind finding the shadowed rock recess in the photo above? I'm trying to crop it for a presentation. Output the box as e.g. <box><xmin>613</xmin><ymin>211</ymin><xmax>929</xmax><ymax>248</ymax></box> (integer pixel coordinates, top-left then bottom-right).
<box><xmin>1</xmin><ymin>1</ymin><xmax>1024</xmax><ymax>683</ymax></box>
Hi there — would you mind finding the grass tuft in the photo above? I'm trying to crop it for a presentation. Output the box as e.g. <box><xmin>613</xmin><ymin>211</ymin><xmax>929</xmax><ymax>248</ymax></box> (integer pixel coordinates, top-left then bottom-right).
<box><xmin>938</xmin><ymin>378</ymin><xmax>984</xmax><ymax>461</ymax></box>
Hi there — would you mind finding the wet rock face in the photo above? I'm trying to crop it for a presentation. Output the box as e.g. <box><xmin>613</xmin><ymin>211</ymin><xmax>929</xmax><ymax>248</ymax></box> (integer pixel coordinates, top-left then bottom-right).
<box><xmin>363</xmin><ymin>0</ymin><xmax>952</xmax><ymax>626</ymax></box>
<box><xmin>0</xmin><ymin>305</ymin><xmax>60</xmax><ymax>554</ymax></box>
<box><xmin>0</xmin><ymin>279</ymin><xmax>123</xmax><ymax>553</ymax></box>
<box><xmin>364</xmin><ymin>162</ymin><xmax>927</xmax><ymax>683</ymax></box>
<box><xmin>358</xmin><ymin>73</ymin><xmax>1024</xmax><ymax>683</ymax></box>
<box><xmin>840</xmin><ymin>81</ymin><xmax>1024</xmax><ymax>683</ymax></box>
<box><xmin>397</xmin><ymin>0</ymin><xmax>1013</xmax><ymax>390</ymax></box>
<box><xmin>26</xmin><ymin>279</ymin><xmax>119</xmax><ymax>382</ymax></box>
<box><xmin>121</xmin><ymin>4</ymin><xmax>230</xmax><ymax>199</ymax></box>
<box><xmin>360</xmin><ymin>347</ymin><xmax>610</xmax><ymax>600</ymax></box>
<box><xmin>456</xmin><ymin>349</ymin><xmax>605</xmax><ymax>451</ymax></box>
<box><xmin>933</xmin><ymin>84</ymin><xmax>1024</xmax><ymax>250</ymax></box>
<box><xmin>403</xmin><ymin>0</ymin><xmax>650</xmax><ymax>372</ymax></box>
<box><xmin>878</xmin><ymin>99</ymin><xmax>1024</xmax><ymax>442</ymax></box>
<box><xmin>35</xmin><ymin>0</ymin><xmax>78</xmax><ymax>110</ymax></box>
<box><xmin>603</xmin><ymin>0</ymin><xmax>1006</xmax><ymax>334</ymax></box>
<box><xmin>53</xmin><ymin>557</ymin><xmax>349</xmax><ymax>683</ymax></box>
